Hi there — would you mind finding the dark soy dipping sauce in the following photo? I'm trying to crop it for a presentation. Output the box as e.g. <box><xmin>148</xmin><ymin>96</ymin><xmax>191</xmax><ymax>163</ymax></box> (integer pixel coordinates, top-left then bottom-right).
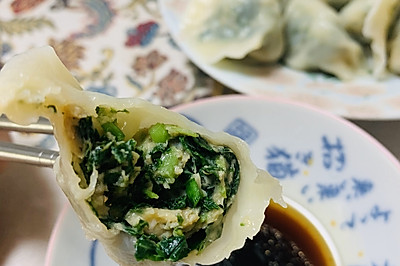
<box><xmin>207</xmin><ymin>202</ymin><xmax>336</xmax><ymax>266</ymax></box>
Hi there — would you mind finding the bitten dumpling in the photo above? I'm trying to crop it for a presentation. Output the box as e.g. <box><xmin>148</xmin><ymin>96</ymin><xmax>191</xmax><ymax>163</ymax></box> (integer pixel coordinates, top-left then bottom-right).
<box><xmin>0</xmin><ymin>47</ymin><xmax>284</xmax><ymax>266</ymax></box>
<box><xmin>283</xmin><ymin>0</ymin><xmax>366</xmax><ymax>80</ymax></box>
<box><xmin>179</xmin><ymin>0</ymin><xmax>284</xmax><ymax>64</ymax></box>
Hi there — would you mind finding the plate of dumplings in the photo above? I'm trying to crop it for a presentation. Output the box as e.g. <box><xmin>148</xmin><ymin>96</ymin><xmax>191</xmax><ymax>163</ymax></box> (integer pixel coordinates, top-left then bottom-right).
<box><xmin>160</xmin><ymin>0</ymin><xmax>400</xmax><ymax>120</ymax></box>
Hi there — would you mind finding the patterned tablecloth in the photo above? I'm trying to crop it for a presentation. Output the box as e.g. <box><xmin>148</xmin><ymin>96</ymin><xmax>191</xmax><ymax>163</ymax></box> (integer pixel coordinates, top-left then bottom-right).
<box><xmin>1</xmin><ymin>1</ymin><xmax>400</xmax><ymax>266</ymax></box>
<box><xmin>0</xmin><ymin>0</ymin><xmax>235</xmax><ymax>107</ymax></box>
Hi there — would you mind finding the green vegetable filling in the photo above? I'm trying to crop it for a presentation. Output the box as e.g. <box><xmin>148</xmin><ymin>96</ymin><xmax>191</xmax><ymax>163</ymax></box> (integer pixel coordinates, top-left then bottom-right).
<box><xmin>73</xmin><ymin>106</ymin><xmax>240</xmax><ymax>262</ymax></box>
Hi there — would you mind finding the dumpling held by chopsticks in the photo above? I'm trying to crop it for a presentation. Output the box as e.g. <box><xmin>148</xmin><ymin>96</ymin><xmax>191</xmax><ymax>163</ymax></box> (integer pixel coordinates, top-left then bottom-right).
<box><xmin>0</xmin><ymin>46</ymin><xmax>284</xmax><ymax>266</ymax></box>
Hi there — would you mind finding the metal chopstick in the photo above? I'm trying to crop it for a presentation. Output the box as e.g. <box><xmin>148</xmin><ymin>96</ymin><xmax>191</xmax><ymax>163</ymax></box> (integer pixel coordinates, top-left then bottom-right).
<box><xmin>0</xmin><ymin>115</ymin><xmax>53</xmax><ymax>134</ymax></box>
<box><xmin>0</xmin><ymin>141</ymin><xmax>58</xmax><ymax>167</ymax></box>
<box><xmin>0</xmin><ymin>116</ymin><xmax>58</xmax><ymax>167</ymax></box>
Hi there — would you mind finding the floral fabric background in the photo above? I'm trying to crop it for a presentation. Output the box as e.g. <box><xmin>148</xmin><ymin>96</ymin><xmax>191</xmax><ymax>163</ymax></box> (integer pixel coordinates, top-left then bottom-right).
<box><xmin>0</xmin><ymin>0</ymin><xmax>229</xmax><ymax>107</ymax></box>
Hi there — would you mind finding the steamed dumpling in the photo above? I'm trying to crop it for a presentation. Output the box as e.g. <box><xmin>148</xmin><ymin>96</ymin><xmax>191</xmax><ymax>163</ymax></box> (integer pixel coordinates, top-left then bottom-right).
<box><xmin>0</xmin><ymin>47</ymin><xmax>284</xmax><ymax>266</ymax></box>
<box><xmin>339</xmin><ymin>0</ymin><xmax>376</xmax><ymax>43</ymax></box>
<box><xmin>340</xmin><ymin>0</ymin><xmax>400</xmax><ymax>77</ymax></box>
<box><xmin>363</xmin><ymin>0</ymin><xmax>400</xmax><ymax>78</ymax></box>
<box><xmin>179</xmin><ymin>0</ymin><xmax>284</xmax><ymax>64</ymax></box>
<box><xmin>283</xmin><ymin>0</ymin><xmax>366</xmax><ymax>80</ymax></box>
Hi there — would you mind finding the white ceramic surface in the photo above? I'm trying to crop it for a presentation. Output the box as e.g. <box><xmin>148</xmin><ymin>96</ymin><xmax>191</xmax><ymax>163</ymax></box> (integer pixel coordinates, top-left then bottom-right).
<box><xmin>46</xmin><ymin>96</ymin><xmax>400</xmax><ymax>266</ymax></box>
<box><xmin>159</xmin><ymin>0</ymin><xmax>400</xmax><ymax>120</ymax></box>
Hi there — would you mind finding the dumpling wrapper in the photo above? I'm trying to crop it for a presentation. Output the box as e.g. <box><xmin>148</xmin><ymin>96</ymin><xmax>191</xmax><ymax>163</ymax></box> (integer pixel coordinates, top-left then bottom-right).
<box><xmin>177</xmin><ymin>0</ymin><xmax>284</xmax><ymax>64</ymax></box>
<box><xmin>283</xmin><ymin>0</ymin><xmax>367</xmax><ymax>80</ymax></box>
<box><xmin>0</xmin><ymin>46</ymin><xmax>284</xmax><ymax>265</ymax></box>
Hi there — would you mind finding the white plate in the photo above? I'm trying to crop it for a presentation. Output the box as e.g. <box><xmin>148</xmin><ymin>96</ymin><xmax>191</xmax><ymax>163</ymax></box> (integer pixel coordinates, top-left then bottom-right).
<box><xmin>159</xmin><ymin>0</ymin><xmax>400</xmax><ymax>120</ymax></box>
<box><xmin>45</xmin><ymin>96</ymin><xmax>400</xmax><ymax>266</ymax></box>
